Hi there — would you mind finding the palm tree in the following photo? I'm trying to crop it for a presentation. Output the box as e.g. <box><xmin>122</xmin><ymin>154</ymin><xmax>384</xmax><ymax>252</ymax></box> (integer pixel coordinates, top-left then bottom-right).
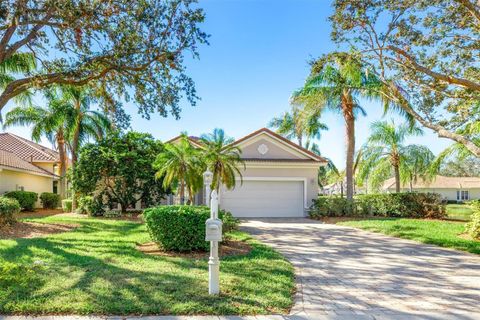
<box><xmin>402</xmin><ymin>145</ymin><xmax>435</xmax><ymax>191</ymax></box>
<box><xmin>269</xmin><ymin>105</ymin><xmax>328</xmax><ymax>148</ymax></box>
<box><xmin>292</xmin><ymin>52</ymin><xmax>389</xmax><ymax>201</ymax></box>
<box><xmin>0</xmin><ymin>52</ymin><xmax>35</xmax><ymax>107</ymax></box>
<box><xmin>2</xmin><ymin>96</ymin><xmax>74</xmax><ymax>198</ymax></box>
<box><xmin>357</xmin><ymin>120</ymin><xmax>425</xmax><ymax>192</ymax></box>
<box><xmin>154</xmin><ymin>135</ymin><xmax>202</xmax><ymax>204</ymax></box>
<box><xmin>200</xmin><ymin>128</ymin><xmax>245</xmax><ymax>192</ymax></box>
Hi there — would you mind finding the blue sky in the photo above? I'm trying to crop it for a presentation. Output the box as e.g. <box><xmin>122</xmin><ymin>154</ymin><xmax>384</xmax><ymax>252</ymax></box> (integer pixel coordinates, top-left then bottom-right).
<box><xmin>2</xmin><ymin>0</ymin><xmax>452</xmax><ymax>167</ymax></box>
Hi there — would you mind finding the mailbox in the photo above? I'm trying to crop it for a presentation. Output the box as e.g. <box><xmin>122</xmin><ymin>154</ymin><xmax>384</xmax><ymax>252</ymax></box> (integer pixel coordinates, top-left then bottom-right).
<box><xmin>205</xmin><ymin>218</ymin><xmax>223</xmax><ymax>242</ymax></box>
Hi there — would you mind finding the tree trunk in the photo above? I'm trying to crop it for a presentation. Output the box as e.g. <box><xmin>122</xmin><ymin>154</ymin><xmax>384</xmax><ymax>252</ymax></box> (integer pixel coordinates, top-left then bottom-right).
<box><xmin>71</xmin><ymin>102</ymin><xmax>82</xmax><ymax>211</ymax></box>
<box><xmin>180</xmin><ymin>179</ymin><xmax>185</xmax><ymax>205</ymax></box>
<box><xmin>342</xmin><ymin>95</ymin><xmax>355</xmax><ymax>202</ymax></box>
<box><xmin>394</xmin><ymin>164</ymin><xmax>401</xmax><ymax>193</ymax></box>
<box><xmin>56</xmin><ymin>132</ymin><xmax>67</xmax><ymax>200</ymax></box>
<box><xmin>298</xmin><ymin>135</ymin><xmax>303</xmax><ymax>147</ymax></box>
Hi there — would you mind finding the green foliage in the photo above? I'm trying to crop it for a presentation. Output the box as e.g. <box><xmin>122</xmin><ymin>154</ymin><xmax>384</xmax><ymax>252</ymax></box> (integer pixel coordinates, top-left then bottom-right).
<box><xmin>0</xmin><ymin>197</ymin><xmax>21</xmax><ymax>225</ymax></box>
<box><xmin>39</xmin><ymin>192</ymin><xmax>61</xmax><ymax>209</ymax></box>
<box><xmin>310</xmin><ymin>193</ymin><xmax>445</xmax><ymax>219</ymax></box>
<box><xmin>144</xmin><ymin>206</ymin><xmax>239</xmax><ymax>252</ymax></box>
<box><xmin>4</xmin><ymin>191</ymin><xmax>37</xmax><ymax>211</ymax></box>
<box><xmin>74</xmin><ymin>131</ymin><xmax>167</xmax><ymax>212</ymax></box>
<box><xmin>76</xmin><ymin>196</ymin><xmax>103</xmax><ymax>216</ymax></box>
<box><xmin>104</xmin><ymin>210</ymin><xmax>122</xmax><ymax>218</ymax></box>
<box><xmin>62</xmin><ymin>199</ymin><xmax>73</xmax><ymax>213</ymax></box>
<box><xmin>465</xmin><ymin>211</ymin><xmax>480</xmax><ymax>240</ymax></box>
<box><xmin>0</xmin><ymin>1</ymin><xmax>208</xmax><ymax>120</ymax></box>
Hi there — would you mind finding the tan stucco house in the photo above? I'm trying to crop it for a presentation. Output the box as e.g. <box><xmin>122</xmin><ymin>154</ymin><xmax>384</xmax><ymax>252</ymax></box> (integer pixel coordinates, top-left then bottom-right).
<box><xmin>382</xmin><ymin>175</ymin><xmax>480</xmax><ymax>202</ymax></box>
<box><xmin>168</xmin><ymin>128</ymin><xmax>327</xmax><ymax>217</ymax></box>
<box><xmin>0</xmin><ymin>133</ymin><xmax>60</xmax><ymax>207</ymax></box>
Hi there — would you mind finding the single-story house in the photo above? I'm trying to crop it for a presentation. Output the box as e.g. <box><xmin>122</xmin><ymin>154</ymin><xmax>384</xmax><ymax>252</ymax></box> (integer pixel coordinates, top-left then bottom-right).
<box><xmin>167</xmin><ymin>128</ymin><xmax>327</xmax><ymax>217</ymax></box>
<box><xmin>0</xmin><ymin>132</ymin><xmax>60</xmax><ymax>207</ymax></box>
<box><xmin>382</xmin><ymin>175</ymin><xmax>480</xmax><ymax>202</ymax></box>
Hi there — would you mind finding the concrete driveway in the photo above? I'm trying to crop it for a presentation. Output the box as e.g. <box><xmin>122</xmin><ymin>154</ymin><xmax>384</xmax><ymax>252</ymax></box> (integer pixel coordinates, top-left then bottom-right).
<box><xmin>241</xmin><ymin>218</ymin><xmax>480</xmax><ymax>320</ymax></box>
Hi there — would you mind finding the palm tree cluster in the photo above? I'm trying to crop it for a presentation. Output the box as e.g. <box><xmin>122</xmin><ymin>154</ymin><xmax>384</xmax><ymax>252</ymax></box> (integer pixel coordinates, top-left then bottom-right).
<box><xmin>154</xmin><ymin>129</ymin><xmax>244</xmax><ymax>205</ymax></box>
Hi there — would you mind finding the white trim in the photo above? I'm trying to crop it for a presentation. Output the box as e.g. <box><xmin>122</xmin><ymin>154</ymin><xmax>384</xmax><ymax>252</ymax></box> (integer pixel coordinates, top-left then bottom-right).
<box><xmin>235</xmin><ymin>131</ymin><xmax>322</xmax><ymax>162</ymax></box>
<box><xmin>233</xmin><ymin>176</ymin><xmax>308</xmax><ymax>209</ymax></box>
<box><xmin>245</xmin><ymin>162</ymin><xmax>324</xmax><ymax>169</ymax></box>
<box><xmin>0</xmin><ymin>165</ymin><xmax>58</xmax><ymax>178</ymax></box>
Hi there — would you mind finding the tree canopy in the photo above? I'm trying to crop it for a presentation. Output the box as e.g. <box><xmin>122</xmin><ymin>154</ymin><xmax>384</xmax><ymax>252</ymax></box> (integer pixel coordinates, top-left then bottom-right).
<box><xmin>331</xmin><ymin>0</ymin><xmax>480</xmax><ymax>156</ymax></box>
<box><xmin>0</xmin><ymin>0</ymin><xmax>208</xmax><ymax>119</ymax></box>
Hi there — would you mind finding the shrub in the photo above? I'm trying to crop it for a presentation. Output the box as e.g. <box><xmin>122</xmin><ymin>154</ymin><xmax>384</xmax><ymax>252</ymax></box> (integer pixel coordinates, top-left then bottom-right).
<box><xmin>144</xmin><ymin>205</ymin><xmax>238</xmax><ymax>252</ymax></box>
<box><xmin>104</xmin><ymin>210</ymin><xmax>121</xmax><ymax>218</ymax></box>
<box><xmin>39</xmin><ymin>192</ymin><xmax>61</xmax><ymax>209</ymax></box>
<box><xmin>309</xmin><ymin>196</ymin><xmax>354</xmax><ymax>218</ymax></box>
<box><xmin>465</xmin><ymin>211</ymin><xmax>480</xmax><ymax>240</ymax></box>
<box><xmin>4</xmin><ymin>191</ymin><xmax>38</xmax><ymax>211</ymax></box>
<box><xmin>310</xmin><ymin>193</ymin><xmax>445</xmax><ymax>219</ymax></box>
<box><xmin>62</xmin><ymin>199</ymin><xmax>73</xmax><ymax>213</ymax></box>
<box><xmin>76</xmin><ymin>196</ymin><xmax>105</xmax><ymax>216</ymax></box>
<box><xmin>0</xmin><ymin>197</ymin><xmax>21</xmax><ymax>225</ymax></box>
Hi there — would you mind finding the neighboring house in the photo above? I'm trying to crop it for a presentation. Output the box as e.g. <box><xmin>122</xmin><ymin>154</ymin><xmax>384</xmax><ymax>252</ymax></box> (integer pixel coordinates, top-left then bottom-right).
<box><xmin>382</xmin><ymin>175</ymin><xmax>480</xmax><ymax>202</ymax></box>
<box><xmin>0</xmin><ymin>133</ymin><xmax>60</xmax><ymax>207</ymax></box>
<box><xmin>167</xmin><ymin>128</ymin><xmax>327</xmax><ymax>217</ymax></box>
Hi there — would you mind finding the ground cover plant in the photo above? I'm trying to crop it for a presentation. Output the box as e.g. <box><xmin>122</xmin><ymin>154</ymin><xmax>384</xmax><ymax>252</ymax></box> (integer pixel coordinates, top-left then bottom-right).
<box><xmin>0</xmin><ymin>215</ymin><xmax>294</xmax><ymax>315</ymax></box>
<box><xmin>446</xmin><ymin>204</ymin><xmax>474</xmax><ymax>221</ymax></box>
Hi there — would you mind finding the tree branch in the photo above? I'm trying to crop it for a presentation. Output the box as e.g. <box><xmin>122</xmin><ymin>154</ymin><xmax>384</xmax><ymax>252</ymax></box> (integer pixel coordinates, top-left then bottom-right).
<box><xmin>455</xmin><ymin>0</ymin><xmax>480</xmax><ymax>24</ymax></box>
<box><xmin>386</xmin><ymin>45</ymin><xmax>480</xmax><ymax>91</ymax></box>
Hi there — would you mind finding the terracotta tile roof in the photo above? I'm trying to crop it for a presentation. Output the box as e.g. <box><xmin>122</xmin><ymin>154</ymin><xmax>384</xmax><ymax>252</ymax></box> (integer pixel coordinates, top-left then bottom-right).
<box><xmin>0</xmin><ymin>149</ymin><xmax>56</xmax><ymax>176</ymax></box>
<box><xmin>0</xmin><ymin>133</ymin><xmax>59</xmax><ymax>162</ymax></box>
<box><xmin>383</xmin><ymin>175</ymin><xmax>480</xmax><ymax>190</ymax></box>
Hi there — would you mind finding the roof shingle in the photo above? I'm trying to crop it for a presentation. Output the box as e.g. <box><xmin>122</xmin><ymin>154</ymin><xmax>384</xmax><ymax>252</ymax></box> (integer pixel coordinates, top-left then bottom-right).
<box><xmin>0</xmin><ymin>133</ymin><xmax>59</xmax><ymax>162</ymax></box>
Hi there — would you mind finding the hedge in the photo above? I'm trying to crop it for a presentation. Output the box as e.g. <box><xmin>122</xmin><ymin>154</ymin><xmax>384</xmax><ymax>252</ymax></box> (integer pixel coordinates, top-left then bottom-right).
<box><xmin>465</xmin><ymin>211</ymin><xmax>480</xmax><ymax>240</ymax></box>
<box><xmin>76</xmin><ymin>196</ymin><xmax>104</xmax><ymax>216</ymax></box>
<box><xmin>4</xmin><ymin>191</ymin><xmax>38</xmax><ymax>211</ymax></box>
<box><xmin>143</xmin><ymin>205</ymin><xmax>239</xmax><ymax>252</ymax></box>
<box><xmin>310</xmin><ymin>193</ymin><xmax>446</xmax><ymax>219</ymax></box>
<box><xmin>40</xmin><ymin>192</ymin><xmax>61</xmax><ymax>209</ymax></box>
<box><xmin>0</xmin><ymin>197</ymin><xmax>21</xmax><ymax>225</ymax></box>
<box><xmin>62</xmin><ymin>199</ymin><xmax>73</xmax><ymax>212</ymax></box>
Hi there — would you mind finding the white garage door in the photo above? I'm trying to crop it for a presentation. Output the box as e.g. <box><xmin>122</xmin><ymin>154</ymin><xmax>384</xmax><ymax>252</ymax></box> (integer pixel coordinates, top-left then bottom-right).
<box><xmin>220</xmin><ymin>180</ymin><xmax>305</xmax><ymax>217</ymax></box>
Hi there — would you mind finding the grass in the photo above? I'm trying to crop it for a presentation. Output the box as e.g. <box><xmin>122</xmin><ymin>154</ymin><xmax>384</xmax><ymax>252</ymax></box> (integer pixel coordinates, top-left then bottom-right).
<box><xmin>336</xmin><ymin>218</ymin><xmax>480</xmax><ymax>255</ymax></box>
<box><xmin>0</xmin><ymin>215</ymin><xmax>294</xmax><ymax>315</ymax></box>
<box><xmin>446</xmin><ymin>204</ymin><xmax>474</xmax><ymax>221</ymax></box>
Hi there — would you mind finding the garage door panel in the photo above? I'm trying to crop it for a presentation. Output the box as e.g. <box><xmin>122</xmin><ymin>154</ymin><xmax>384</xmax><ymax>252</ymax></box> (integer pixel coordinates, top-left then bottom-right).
<box><xmin>220</xmin><ymin>180</ymin><xmax>304</xmax><ymax>217</ymax></box>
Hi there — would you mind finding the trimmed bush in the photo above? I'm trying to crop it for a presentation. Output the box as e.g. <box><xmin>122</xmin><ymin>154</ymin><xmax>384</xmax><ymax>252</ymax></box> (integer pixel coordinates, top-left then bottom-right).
<box><xmin>310</xmin><ymin>193</ymin><xmax>445</xmax><ymax>219</ymax></box>
<box><xmin>4</xmin><ymin>191</ymin><xmax>38</xmax><ymax>211</ymax></box>
<box><xmin>40</xmin><ymin>192</ymin><xmax>61</xmax><ymax>209</ymax></box>
<box><xmin>0</xmin><ymin>197</ymin><xmax>21</xmax><ymax>225</ymax></box>
<box><xmin>465</xmin><ymin>211</ymin><xmax>480</xmax><ymax>240</ymax></box>
<box><xmin>76</xmin><ymin>196</ymin><xmax>104</xmax><ymax>216</ymax></box>
<box><xmin>62</xmin><ymin>199</ymin><xmax>73</xmax><ymax>213</ymax></box>
<box><xmin>144</xmin><ymin>206</ymin><xmax>239</xmax><ymax>252</ymax></box>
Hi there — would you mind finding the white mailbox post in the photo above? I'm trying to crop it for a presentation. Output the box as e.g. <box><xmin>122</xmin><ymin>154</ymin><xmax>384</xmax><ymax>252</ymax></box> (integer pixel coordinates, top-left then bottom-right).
<box><xmin>206</xmin><ymin>190</ymin><xmax>222</xmax><ymax>295</ymax></box>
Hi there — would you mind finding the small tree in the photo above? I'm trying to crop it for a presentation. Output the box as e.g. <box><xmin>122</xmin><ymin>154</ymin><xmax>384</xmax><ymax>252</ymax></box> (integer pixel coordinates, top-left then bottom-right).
<box><xmin>73</xmin><ymin>132</ymin><xmax>167</xmax><ymax>213</ymax></box>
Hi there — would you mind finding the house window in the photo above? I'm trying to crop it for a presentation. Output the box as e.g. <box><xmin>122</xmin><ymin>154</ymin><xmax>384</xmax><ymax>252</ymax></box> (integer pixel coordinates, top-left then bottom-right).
<box><xmin>53</xmin><ymin>181</ymin><xmax>58</xmax><ymax>194</ymax></box>
<box><xmin>457</xmin><ymin>190</ymin><xmax>469</xmax><ymax>201</ymax></box>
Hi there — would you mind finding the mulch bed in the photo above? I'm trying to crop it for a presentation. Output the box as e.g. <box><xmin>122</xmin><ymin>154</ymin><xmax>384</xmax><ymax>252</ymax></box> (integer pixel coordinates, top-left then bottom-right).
<box><xmin>0</xmin><ymin>221</ymin><xmax>79</xmax><ymax>239</ymax></box>
<box><xmin>137</xmin><ymin>239</ymin><xmax>252</xmax><ymax>259</ymax></box>
<box><xmin>16</xmin><ymin>208</ymin><xmax>64</xmax><ymax>219</ymax></box>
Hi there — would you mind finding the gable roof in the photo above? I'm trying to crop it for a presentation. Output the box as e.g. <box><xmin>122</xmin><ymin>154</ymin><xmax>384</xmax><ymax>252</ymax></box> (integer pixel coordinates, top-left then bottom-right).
<box><xmin>383</xmin><ymin>175</ymin><xmax>480</xmax><ymax>190</ymax></box>
<box><xmin>0</xmin><ymin>133</ymin><xmax>59</xmax><ymax>162</ymax></box>
<box><xmin>165</xmin><ymin>135</ymin><xmax>204</xmax><ymax>148</ymax></box>
<box><xmin>230</xmin><ymin>128</ymin><xmax>327</xmax><ymax>162</ymax></box>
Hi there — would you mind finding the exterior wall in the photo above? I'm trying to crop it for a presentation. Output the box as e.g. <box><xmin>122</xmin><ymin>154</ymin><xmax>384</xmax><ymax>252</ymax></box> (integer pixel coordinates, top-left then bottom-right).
<box><xmin>218</xmin><ymin>165</ymin><xmax>320</xmax><ymax>213</ymax></box>
<box><xmin>386</xmin><ymin>187</ymin><xmax>480</xmax><ymax>201</ymax></box>
<box><xmin>240</xmin><ymin>137</ymin><xmax>308</xmax><ymax>160</ymax></box>
<box><xmin>0</xmin><ymin>169</ymin><xmax>54</xmax><ymax>207</ymax></box>
<box><xmin>32</xmin><ymin>162</ymin><xmax>56</xmax><ymax>174</ymax></box>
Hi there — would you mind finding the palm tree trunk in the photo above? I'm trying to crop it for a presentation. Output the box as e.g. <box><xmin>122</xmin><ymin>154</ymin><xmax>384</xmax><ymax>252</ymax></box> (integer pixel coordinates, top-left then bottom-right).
<box><xmin>298</xmin><ymin>135</ymin><xmax>303</xmax><ymax>147</ymax></box>
<box><xmin>180</xmin><ymin>179</ymin><xmax>185</xmax><ymax>205</ymax></box>
<box><xmin>343</xmin><ymin>99</ymin><xmax>355</xmax><ymax>202</ymax></box>
<box><xmin>57</xmin><ymin>132</ymin><xmax>67</xmax><ymax>200</ymax></box>
<box><xmin>394</xmin><ymin>164</ymin><xmax>401</xmax><ymax>193</ymax></box>
<box><xmin>71</xmin><ymin>103</ymin><xmax>82</xmax><ymax>211</ymax></box>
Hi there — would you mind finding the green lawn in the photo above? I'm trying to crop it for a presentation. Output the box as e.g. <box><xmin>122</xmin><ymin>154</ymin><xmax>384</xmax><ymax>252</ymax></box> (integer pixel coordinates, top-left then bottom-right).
<box><xmin>0</xmin><ymin>215</ymin><xmax>294</xmax><ymax>315</ymax></box>
<box><xmin>446</xmin><ymin>204</ymin><xmax>474</xmax><ymax>221</ymax></box>
<box><xmin>337</xmin><ymin>218</ymin><xmax>480</xmax><ymax>255</ymax></box>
